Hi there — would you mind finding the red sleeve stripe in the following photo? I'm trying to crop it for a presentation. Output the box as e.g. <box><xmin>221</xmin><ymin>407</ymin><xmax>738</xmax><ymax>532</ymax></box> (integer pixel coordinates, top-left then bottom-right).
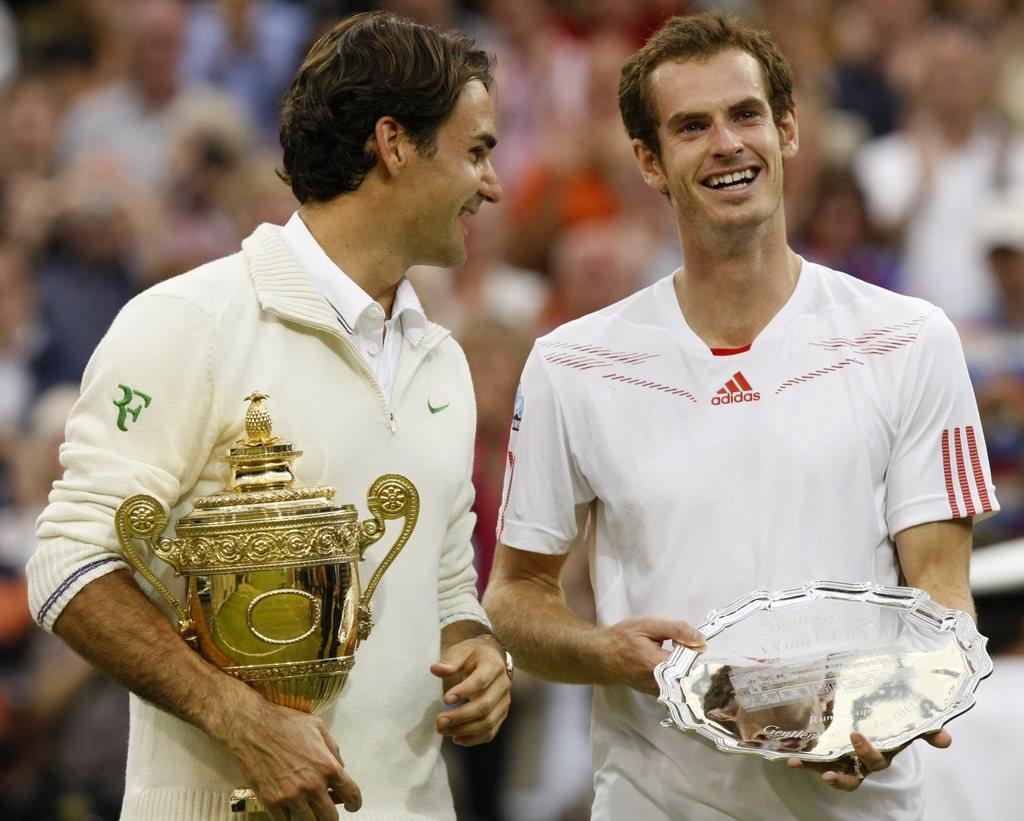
<box><xmin>497</xmin><ymin>451</ymin><xmax>516</xmax><ymax>543</ymax></box>
<box><xmin>953</xmin><ymin>428</ymin><xmax>977</xmax><ymax>516</ymax></box>
<box><xmin>941</xmin><ymin>429</ymin><xmax>960</xmax><ymax>517</ymax></box>
<box><xmin>965</xmin><ymin>425</ymin><xmax>993</xmax><ymax>513</ymax></box>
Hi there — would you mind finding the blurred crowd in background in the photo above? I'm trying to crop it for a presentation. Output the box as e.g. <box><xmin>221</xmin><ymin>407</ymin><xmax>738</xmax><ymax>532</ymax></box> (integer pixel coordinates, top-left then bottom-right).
<box><xmin>1</xmin><ymin>0</ymin><xmax>1024</xmax><ymax>818</ymax></box>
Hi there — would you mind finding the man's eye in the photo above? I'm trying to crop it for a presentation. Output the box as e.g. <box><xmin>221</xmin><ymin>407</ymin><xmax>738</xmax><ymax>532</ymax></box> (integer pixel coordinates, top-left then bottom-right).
<box><xmin>682</xmin><ymin>122</ymin><xmax>702</xmax><ymax>133</ymax></box>
<box><xmin>738</xmin><ymin>110</ymin><xmax>758</xmax><ymax>120</ymax></box>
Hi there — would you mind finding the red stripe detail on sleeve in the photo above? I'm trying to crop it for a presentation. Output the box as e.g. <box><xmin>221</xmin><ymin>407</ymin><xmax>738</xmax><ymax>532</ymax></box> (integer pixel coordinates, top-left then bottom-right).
<box><xmin>942</xmin><ymin>430</ymin><xmax>960</xmax><ymax>517</ymax></box>
<box><xmin>953</xmin><ymin>428</ymin><xmax>976</xmax><ymax>516</ymax></box>
<box><xmin>710</xmin><ymin>344</ymin><xmax>752</xmax><ymax>356</ymax></box>
<box><xmin>497</xmin><ymin>451</ymin><xmax>516</xmax><ymax>543</ymax></box>
<box><xmin>965</xmin><ymin>426</ymin><xmax>993</xmax><ymax>513</ymax></box>
<box><xmin>734</xmin><ymin>372</ymin><xmax>752</xmax><ymax>391</ymax></box>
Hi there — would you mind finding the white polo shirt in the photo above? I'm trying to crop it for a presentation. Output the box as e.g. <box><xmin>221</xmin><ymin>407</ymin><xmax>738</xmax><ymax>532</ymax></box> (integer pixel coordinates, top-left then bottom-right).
<box><xmin>498</xmin><ymin>260</ymin><xmax>997</xmax><ymax>820</ymax></box>
<box><xmin>280</xmin><ymin>211</ymin><xmax>427</xmax><ymax>401</ymax></box>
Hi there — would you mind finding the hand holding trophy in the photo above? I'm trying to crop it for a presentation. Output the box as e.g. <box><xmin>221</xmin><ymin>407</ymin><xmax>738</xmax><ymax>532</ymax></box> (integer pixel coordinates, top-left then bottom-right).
<box><xmin>115</xmin><ymin>393</ymin><xmax>419</xmax><ymax>816</ymax></box>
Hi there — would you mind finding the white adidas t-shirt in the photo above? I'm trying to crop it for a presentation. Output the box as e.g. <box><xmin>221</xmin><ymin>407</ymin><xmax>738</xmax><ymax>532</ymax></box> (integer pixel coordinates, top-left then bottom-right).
<box><xmin>498</xmin><ymin>261</ymin><xmax>997</xmax><ymax>821</ymax></box>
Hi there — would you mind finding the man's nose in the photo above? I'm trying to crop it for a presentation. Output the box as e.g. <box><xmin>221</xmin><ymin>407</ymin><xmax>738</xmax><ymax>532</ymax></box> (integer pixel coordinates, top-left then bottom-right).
<box><xmin>480</xmin><ymin>160</ymin><xmax>503</xmax><ymax>204</ymax></box>
<box><xmin>708</xmin><ymin>121</ymin><xmax>744</xmax><ymax>158</ymax></box>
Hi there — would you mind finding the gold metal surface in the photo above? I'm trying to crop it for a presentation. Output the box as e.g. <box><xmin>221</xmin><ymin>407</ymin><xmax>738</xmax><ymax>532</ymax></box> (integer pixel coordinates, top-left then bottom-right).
<box><xmin>115</xmin><ymin>393</ymin><xmax>419</xmax><ymax>816</ymax></box>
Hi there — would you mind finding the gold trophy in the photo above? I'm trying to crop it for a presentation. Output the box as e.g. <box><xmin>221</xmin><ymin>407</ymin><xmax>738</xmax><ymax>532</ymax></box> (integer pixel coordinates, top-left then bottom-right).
<box><xmin>115</xmin><ymin>393</ymin><xmax>418</xmax><ymax>815</ymax></box>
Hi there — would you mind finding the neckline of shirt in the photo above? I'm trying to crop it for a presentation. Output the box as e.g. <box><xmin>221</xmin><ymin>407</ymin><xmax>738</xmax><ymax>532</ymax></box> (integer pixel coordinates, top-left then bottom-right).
<box><xmin>280</xmin><ymin>211</ymin><xmax>427</xmax><ymax>345</ymax></box>
<box><xmin>655</xmin><ymin>257</ymin><xmax>815</xmax><ymax>358</ymax></box>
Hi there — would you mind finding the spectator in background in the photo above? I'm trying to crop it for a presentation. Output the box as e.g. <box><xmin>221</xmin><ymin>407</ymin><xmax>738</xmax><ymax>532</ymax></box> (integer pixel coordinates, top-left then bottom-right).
<box><xmin>182</xmin><ymin>0</ymin><xmax>312</xmax><ymax>143</ymax></box>
<box><xmin>0</xmin><ymin>74</ymin><xmax>64</xmax><ymax>257</ymax></box>
<box><xmin>794</xmin><ymin>166</ymin><xmax>901</xmax><ymax>292</ymax></box>
<box><xmin>509</xmin><ymin>31</ymin><xmax>663</xmax><ymax>273</ymax></box>
<box><xmin>961</xmin><ymin>192</ymin><xmax>1024</xmax><ymax>544</ymax></box>
<box><xmin>0</xmin><ymin>243</ymin><xmax>38</xmax><ymax>435</ymax></box>
<box><xmin>408</xmin><ymin>202</ymin><xmax>549</xmax><ymax>333</ymax></box>
<box><xmin>240</xmin><ymin>150</ymin><xmax>301</xmax><ymax>231</ymax></box>
<box><xmin>31</xmin><ymin>154</ymin><xmax>161</xmax><ymax>393</ymax></box>
<box><xmin>479</xmin><ymin>0</ymin><xmax>589</xmax><ymax>201</ymax></box>
<box><xmin>993</xmin><ymin>3</ymin><xmax>1024</xmax><ymax>129</ymax></box>
<box><xmin>0</xmin><ymin>243</ymin><xmax>40</xmax><ymax>509</ymax></box>
<box><xmin>541</xmin><ymin>219</ymin><xmax>654</xmax><ymax>331</ymax></box>
<box><xmin>380</xmin><ymin>0</ymin><xmax>490</xmax><ymax>37</ymax></box>
<box><xmin>854</xmin><ymin>21</ymin><xmax>1024</xmax><ymax>326</ymax></box>
<box><xmin>445</xmin><ymin>317</ymin><xmax>533</xmax><ymax>821</ymax></box>
<box><xmin>829</xmin><ymin>0</ymin><xmax>931</xmax><ymax>137</ymax></box>
<box><xmin>0</xmin><ymin>385</ymin><xmax>128</xmax><ymax>820</ymax></box>
<box><xmin>57</xmin><ymin>0</ymin><xmax>191</xmax><ymax>189</ymax></box>
<box><xmin>460</xmin><ymin>318</ymin><xmax>535</xmax><ymax>593</ymax></box>
<box><xmin>163</xmin><ymin>89</ymin><xmax>259</xmax><ymax>276</ymax></box>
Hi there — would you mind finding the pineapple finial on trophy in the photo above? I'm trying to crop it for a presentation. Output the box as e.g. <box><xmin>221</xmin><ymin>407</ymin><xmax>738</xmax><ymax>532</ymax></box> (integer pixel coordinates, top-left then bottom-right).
<box><xmin>243</xmin><ymin>392</ymin><xmax>276</xmax><ymax>446</ymax></box>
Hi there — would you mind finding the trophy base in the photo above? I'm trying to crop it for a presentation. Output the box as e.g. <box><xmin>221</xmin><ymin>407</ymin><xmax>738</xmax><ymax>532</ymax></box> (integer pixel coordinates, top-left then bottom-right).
<box><xmin>230</xmin><ymin>788</ymin><xmax>269</xmax><ymax>817</ymax></box>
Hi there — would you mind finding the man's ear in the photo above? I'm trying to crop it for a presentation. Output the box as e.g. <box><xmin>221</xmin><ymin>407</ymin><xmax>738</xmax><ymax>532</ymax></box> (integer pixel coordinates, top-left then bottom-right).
<box><xmin>778</xmin><ymin>106</ymin><xmax>799</xmax><ymax>161</ymax></box>
<box><xmin>368</xmin><ymin>116</ymin><xmax>409</xmax><ymax>178</ymax></box>
<box><xmin>632</xmin><ymin>138</ymin><xmax>670</xmax><ymax>197</ymax></box>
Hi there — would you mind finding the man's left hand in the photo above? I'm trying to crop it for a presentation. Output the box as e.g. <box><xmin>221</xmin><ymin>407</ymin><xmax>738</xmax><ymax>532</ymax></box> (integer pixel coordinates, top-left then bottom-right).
<box><xmin>786</xmin><ymin>729</ymin><xmax>952</xmax><ymax>791</ymax></box>
<box><xmin>430</xmin><ymin>636</ymin><xmax>511</xmax><ymax>746</ymax></box>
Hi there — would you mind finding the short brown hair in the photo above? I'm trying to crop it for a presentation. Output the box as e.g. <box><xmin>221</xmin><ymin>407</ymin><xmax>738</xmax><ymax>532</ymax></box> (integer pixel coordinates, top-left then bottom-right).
<box><xmin>279</xmin><ymin>11</ymin><xmax>494</xmax><ymax>203</ymax></box>
<box><xmin>619</xmin><ymin>11</ymin><xmax>794</xmax><ymax>156</ymax></box>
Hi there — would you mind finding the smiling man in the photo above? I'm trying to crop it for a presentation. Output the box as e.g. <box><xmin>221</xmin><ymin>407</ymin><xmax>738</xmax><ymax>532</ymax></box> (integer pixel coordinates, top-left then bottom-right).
<box><xmin>27</xmin><ymin>12</ymin><xmax>510</xmax><ymax>820</ymax></box>
<box><xmin>484</xmin><ymin>11</ymin><xmax>996</xmax><ymax>820</ymax></box>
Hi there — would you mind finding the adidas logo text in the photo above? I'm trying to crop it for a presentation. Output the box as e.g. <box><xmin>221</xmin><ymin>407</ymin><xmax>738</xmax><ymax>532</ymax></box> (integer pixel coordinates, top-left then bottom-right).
<box><xmin>711</xmin><ymin>371</ymin><xmax>761</xmax><ymax>406</ymax></box>
<box><xmin>712</xmin><ymin>391</ymin><xmax>761</xmax><ymax>405</ymax></box>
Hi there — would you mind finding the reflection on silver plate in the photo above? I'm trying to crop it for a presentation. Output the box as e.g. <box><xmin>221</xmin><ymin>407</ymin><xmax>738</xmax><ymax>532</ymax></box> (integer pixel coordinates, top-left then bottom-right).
<box><xmin>654</xmin><ymin>581</ymin><xmax>992</xmax><ymax>761</ymax></box>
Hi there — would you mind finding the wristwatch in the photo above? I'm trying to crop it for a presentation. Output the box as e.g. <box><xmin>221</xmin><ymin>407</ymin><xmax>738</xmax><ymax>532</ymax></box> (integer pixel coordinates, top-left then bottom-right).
<box><xmin>504</xmin><ymin>650</ymin><xmax>514</xmax><ymax>682</ymax></box>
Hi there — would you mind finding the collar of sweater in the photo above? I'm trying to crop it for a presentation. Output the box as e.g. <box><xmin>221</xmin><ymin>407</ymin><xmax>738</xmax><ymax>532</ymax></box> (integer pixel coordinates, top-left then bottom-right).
<box><xmin>241</xmin><ymin>223</ymin><xmax>450</xmax><ymax>351</ymax></box>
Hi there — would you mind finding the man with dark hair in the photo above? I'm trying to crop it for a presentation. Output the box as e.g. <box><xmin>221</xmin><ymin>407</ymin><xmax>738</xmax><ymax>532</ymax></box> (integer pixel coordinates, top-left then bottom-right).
<box><xmin>485</xmin><ymin>11</ymin><xmax>992</xmax><ymax>819</ymax></box>
<box><xmin>27</xmin><ymin>11</ymin><xmax>510</xmax><ymax>820</ymax></box>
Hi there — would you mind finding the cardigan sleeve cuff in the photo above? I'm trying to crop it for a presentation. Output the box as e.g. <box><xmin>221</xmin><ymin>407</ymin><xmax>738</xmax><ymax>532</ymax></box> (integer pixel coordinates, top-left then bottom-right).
<box><xmin>27</xmin><ymin>538</ymin><xmax>129</xmax><ymax>632</ymax></box>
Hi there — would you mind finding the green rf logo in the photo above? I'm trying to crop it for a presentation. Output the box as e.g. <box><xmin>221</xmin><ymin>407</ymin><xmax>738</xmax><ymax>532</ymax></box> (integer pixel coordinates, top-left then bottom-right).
<box><xmin>113</xmin><ymin>385</ymin><xmax>152</xmax><ymax>432</ymax></box>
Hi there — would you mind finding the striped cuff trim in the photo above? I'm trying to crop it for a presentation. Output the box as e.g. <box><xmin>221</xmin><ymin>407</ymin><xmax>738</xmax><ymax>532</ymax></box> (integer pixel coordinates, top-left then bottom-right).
<box><xmin>37</xmin><ymin>556</ymin><xmax>124</xmax><ymax>625</ymax></box>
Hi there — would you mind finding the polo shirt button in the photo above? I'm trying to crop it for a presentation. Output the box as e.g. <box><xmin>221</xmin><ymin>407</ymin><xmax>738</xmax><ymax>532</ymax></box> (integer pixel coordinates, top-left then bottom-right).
<box><xmin>367</xmin><ymin>343</ymin><xmax>380</xmax><ymax>356</ymax></box>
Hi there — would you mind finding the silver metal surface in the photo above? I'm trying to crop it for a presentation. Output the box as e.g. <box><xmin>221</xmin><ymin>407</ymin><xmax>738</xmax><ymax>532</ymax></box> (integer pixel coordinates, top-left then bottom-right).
<box><xmin>654</xmin><ymin>581</ymin><xmax>992</xmax><ymax>761</ymax></box>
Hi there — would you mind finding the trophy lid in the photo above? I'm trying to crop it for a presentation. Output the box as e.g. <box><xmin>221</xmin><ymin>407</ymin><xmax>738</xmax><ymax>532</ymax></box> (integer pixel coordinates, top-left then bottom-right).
<box><xmin>224</xmin><ymin>391</ymin><xmax>303</xmax><ymax>493</ymax></box>
<box><xmin>174</xmin><ymin>393</ymin><xmax>357</xmax><ymax>535</ymax></box>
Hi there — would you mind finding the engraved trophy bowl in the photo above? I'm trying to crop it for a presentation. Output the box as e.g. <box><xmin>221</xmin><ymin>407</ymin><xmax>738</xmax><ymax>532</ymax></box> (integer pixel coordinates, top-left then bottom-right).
<box><xmin>654</xmin><ymin>581</ymin><xmax>993</xmax><ymax>762</ymax></box>
<box><xmin>115</xmin><ymin>392</ymin><xmax>419</xmax><ymax>814</ymax></box>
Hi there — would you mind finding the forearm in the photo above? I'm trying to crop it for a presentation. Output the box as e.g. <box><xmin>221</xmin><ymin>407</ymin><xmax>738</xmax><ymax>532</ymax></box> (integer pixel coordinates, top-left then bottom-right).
<box><xmin>897</xmin><ymin>519</ymin><xmax>975</xmax><ymax>620</ymax></box>
<box><xmin>53</xmin><ymin>569</ymin><xmax>261</xmax><ymax>744</ymax></box>
<box><xmin>484</xmin><ymin>575</ymin><xmax>612</xmax><ymax>685</ymax></box>
<box><xmin>908</xmin><ymin>565</ymin><xmax>975</xmax><ymax>620</ymax></box>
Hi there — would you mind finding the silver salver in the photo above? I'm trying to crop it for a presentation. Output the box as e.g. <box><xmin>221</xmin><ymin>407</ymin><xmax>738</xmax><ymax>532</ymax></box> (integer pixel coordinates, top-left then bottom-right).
<box><xmin>654</xmin><ymin>581</ymin><xmax>993</xmax><ymax>761</ymax></box>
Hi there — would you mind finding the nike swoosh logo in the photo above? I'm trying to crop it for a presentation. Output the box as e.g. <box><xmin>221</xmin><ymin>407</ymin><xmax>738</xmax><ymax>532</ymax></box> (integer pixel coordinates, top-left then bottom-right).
<box><xmin>428</xmin><ymin>400</ymin><xmax>450</xmax><ymax>414</ymax></box>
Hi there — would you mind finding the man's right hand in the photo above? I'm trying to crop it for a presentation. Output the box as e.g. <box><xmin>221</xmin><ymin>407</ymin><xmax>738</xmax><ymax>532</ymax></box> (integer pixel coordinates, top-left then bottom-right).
<box><xmin>225</xmin><ymin>695</ymin><xmax>362</xmax><ymax>820</ymax></box>
<box><xmin>603</xmin><ymin>616</ymin><xmax>706</xmax><ymax>695</ymax></box>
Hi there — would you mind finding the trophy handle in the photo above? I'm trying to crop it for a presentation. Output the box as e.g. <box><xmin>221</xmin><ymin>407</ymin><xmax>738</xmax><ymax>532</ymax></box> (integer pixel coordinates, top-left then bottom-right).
<box><xmin>356</xmin><ymin>475</ymin><xmax>420</xmax><ymax>641</ymax></box>
<box><xmin>115</xmin><ymin>494</ymin><xmax>196</xmax><ymax>643</ymax></box>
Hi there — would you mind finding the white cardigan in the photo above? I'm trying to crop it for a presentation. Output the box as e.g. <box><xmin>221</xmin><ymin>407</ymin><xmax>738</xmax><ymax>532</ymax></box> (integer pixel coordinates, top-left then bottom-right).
<box><xmin>27</xmin><ymin>224</ymin><xmax>488</xmax><ymax>819</ymax></box>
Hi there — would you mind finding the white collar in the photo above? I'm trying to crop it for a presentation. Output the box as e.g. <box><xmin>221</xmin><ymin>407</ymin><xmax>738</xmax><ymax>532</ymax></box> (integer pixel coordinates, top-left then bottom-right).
<box><xmin>279</xmin><ymin>211</ymin><xmax>426</xmax><ymax>345</ymax></box>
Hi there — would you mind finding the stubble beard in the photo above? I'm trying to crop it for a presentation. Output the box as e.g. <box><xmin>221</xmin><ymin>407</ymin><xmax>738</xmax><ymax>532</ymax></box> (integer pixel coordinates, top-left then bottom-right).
<box><xmin>676</xmin><ymin>180</ymin><xmax>783</xmax><ymax>254</ymax></box>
